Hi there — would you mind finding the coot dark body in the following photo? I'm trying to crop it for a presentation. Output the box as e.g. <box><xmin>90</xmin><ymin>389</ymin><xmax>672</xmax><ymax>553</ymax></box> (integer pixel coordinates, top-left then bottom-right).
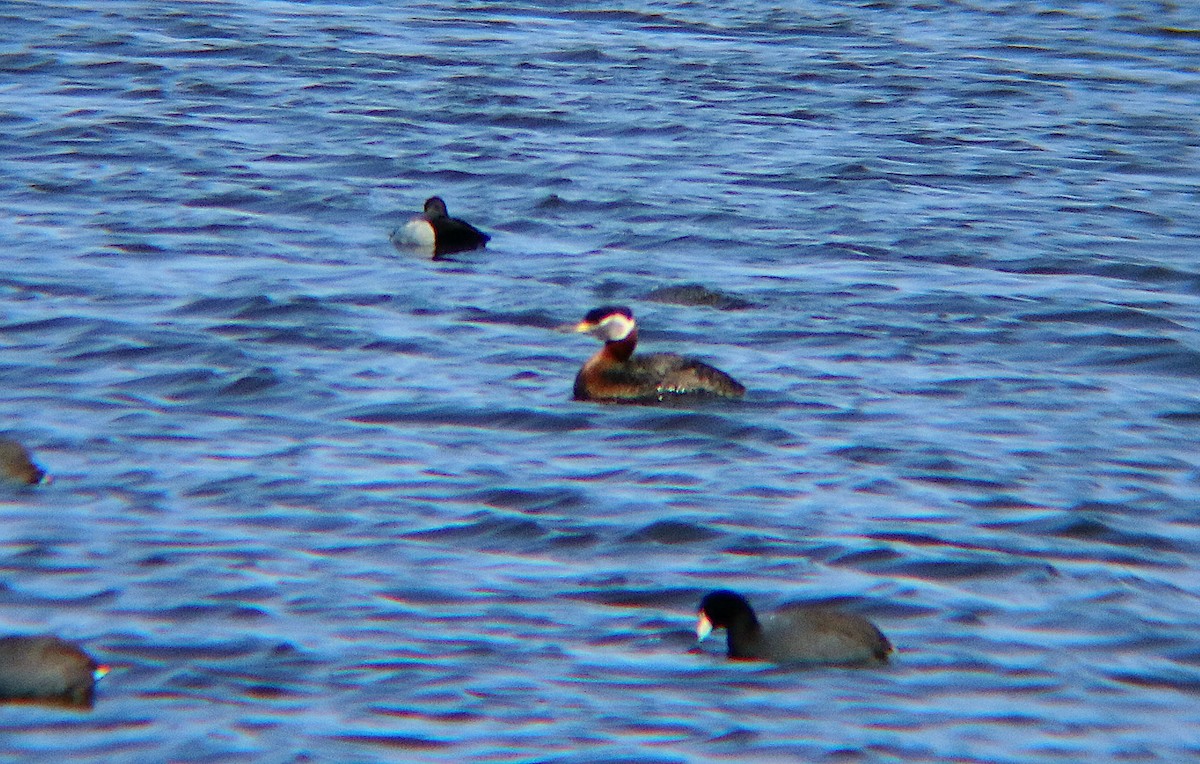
<box><xmin>0</xmin><ymin>635</ymin><xmax>107</xmax><ymax>708</ymax></box>
<box><xmin>697</xmin><ymin>590</ymin><xmax>892</xmax><ymax>665</ymax></box>
<box><xmin>0</xmin><ymin>438</ymin><xmax>46</xmax><ymax>485</ymax></box>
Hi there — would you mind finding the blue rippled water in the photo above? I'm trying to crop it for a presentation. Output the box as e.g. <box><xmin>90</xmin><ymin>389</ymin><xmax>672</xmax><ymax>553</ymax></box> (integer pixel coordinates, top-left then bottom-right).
<box><xmin>2</xmin><ymin>0</ymin><xmax>1200</xmax><ymax>761</ymax></box>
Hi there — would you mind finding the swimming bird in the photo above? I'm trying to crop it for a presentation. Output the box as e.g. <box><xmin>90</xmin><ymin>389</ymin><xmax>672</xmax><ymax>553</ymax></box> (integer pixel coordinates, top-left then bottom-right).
<box><xmin>0</xmin><ymin>635</ymin><xmax>108</xmax><ymax>708</ymax></box>
<box><xmin>572</xmin><ymin>305</ymin><xmax>745</xmax><ymax>402</ymax></box>
<box><xmin>391</xmin><ymin>196</ymin><xmax>490</xmax><ymax>257</ymax></box>
<box><xmin>696</xmin><ymin>589</ymin><xmax>892</xmax><ymax>665</ymax></box>
<box><xmin>0</xmin><ymin>438</ymin><xmax>47</xmax><ymax>485</ymax></box>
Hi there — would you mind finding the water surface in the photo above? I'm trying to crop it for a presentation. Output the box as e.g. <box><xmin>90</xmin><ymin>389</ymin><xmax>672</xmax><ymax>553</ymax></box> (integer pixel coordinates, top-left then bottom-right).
<box><xmin>2</xmin><ymin>1</ymin><xmax>1200</xmax><ymax>761</ymax></box>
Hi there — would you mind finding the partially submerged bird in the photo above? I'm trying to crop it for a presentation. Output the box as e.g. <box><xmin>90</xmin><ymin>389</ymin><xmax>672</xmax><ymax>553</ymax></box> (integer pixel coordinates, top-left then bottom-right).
<box><xmin>0</xmin><ymin>438</ymin><xmax>47</xmax><ymax>485</ymax></box>
<box><xmin>391</xmin><ymin>196</ymin><xmax>490</xmax><ymax>257</ymax></box>
<box><xmin>572</xmin><ymin>305</ymin><xmax>745</xmax><ymax>403</ymax></box>
<box><xmin>0</xmin><ymin>635</ymin><xmax>108</xmax><ymax>709</ymax></box>
<box><xmin>696</xmin><ymin>589</ymin><xmax>892</xmax><ymax>665</ymax></box>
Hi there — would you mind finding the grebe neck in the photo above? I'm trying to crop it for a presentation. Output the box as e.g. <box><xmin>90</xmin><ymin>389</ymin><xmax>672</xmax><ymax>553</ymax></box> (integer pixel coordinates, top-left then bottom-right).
<box><xmin>604</xmin><ymin>328</ymin><xmax>638</xmax><ymax>362</ymax></box>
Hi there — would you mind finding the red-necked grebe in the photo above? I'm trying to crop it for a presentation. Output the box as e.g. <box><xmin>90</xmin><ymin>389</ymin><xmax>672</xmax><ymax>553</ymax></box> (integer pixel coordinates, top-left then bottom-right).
<box><xmin>572</xmin><ymin>305</ymin><xmax>745</xmax><ymax>402</ymax></box>
<box><xmin>697</xmin><ymin>590</ymin><xmax>892</xmax><ymax>665</ymax></box>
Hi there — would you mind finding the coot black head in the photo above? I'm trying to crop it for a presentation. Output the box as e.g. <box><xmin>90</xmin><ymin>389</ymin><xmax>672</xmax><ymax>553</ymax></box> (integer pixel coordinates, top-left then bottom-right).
<box><xmin>698</xmin><ymin>590</ymin><xmax>758</xmax><ymax>634</ymax></box>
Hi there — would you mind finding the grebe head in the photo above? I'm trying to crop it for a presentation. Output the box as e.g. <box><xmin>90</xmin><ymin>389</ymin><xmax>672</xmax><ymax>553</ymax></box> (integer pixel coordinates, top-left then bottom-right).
<box><xmin>575</xmin><ymin>305</ymin><xmax>636</xmax><ymax>342</ymax></box>
<box><xmin>423</xmin><ymin>196</ymin><xmax>450</xmax><ymax>220</ymax></box>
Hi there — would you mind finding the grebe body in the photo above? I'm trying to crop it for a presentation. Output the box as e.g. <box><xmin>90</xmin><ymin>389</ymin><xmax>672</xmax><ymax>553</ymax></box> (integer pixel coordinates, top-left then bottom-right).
<box><xmin>572</xmin><ymin>306</ymin><xmax>745</xmax><ymax>403</ymax></box>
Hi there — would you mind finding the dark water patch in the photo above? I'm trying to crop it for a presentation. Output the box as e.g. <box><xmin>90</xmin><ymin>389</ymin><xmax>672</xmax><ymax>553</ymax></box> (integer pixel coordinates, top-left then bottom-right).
<box><xmin>987</xmin><ymin>514</ymin><xmax>1185</xmax><ymax>553</ymax></box>
<box><xmin>103</xmin><ymin>638</ymin><xmax>299</xmax><ymax>666</ymax></box>
<box><xmin>828</xmin><ymin>546</ymin><xmax>904</xmax><ymax>568</ymax></box>
<box><xmin>643</xmin><ymin>283</ymin><xmax>758</xmax><ymax>310</ymax></box>
<box><xmin>0</xmin><ymin>586</ymin><xmax>119</xmax><ymax>607</ymax></box>
<box><xmin>328</xmin><ymin>734</ymin><xmax>452</xmax><ymax>751</ymax></box>
<box><xmin>565</xmin><ymin>586</ymin><xmax>697</xmax><ymax>611</ymax></box>
<box><xmin>345</xmin><ymin>404</ymin><xmax>593</xmax><ymax>433</ymax></box>
<box><xmin>997</xmin><ymin>257</ymin><xmax>1200</xmax><ymax>290</ymax></box>
<box><xmin>207</xmin><ymin>323</ymin><xmax>366</xmax><ymax>351</ymax></box>
<box><xmin>230</xmin><ymin>296</ymin><xmax>343</xmax><ymax>321</ymax></box>
<box><xmin>325</xmin><ymin>293</ymin><xmax>401</xmax><ymax>309</ymax></box>
<box><xmin>404</xmin><ymin>516</ymin><xmax>549</xmax><ymax>546</ymax></box>
<box><xmin>466</xmin><ymin>486</ymin><xmax>588</xmax><ymax>515</ymax></box>
<box><xmin>965</xmin><ymin>495</ymin><xmax>1052</xmax><ymax>511</ymax></box>
<box><xmin>375</xmin><ymin>586</ymin><xmax>489</xmax><ymax>608</ymax></box>
<box><xmin>1019</xmin><ymin>306</ymin><xmax>1185</xmax><ymax>331</ymax></box>
<box><xmin>172</xmin><ymin>295</ymin><xmax>277</xmax><ymax>318</ymax></box>
<box><xmin>720</xmin><ymin>537</ymin><xmax>821</xmax><ymax>557</ymax></box>
<box><xmin>831</xmin><ymin>445</ymin><xmax>904</xmax><ymax>465</ymax></box>
<box><xmin>1106</xmin><ymin>666</ymin><xmax>1200</xmax><ymax>696</ymax></box>
<box><xmin>865</xmin><ymin>558</ymin><xmax>1025</xmax><ymax>581</ymax></box>
<box><xmin>1082</xmin><ymin>347</ymin><xmax>1200</xmax><ymax>377</ymax></box>
<box><xmin>624</xmin><ymin>519</ymin><xmax>722</xmax><ymax>545</ymax></box>
<box><xmin>458</xmin><ymin>306</ymin><xmax>563</xmax><ymax>330</ymax></box>
<box><xmin>0</xmin><ymin>315</ymin><xmax>95</xmax><ymax>335</ymax></box>
<box><xmin>1144</xmin><ymin>26</ymin><xmax>1200</xmax><ymax>39</ymax></box>
<box><xmin>158</xmin><ymin>603</ymin><xmax>271</xmax><ymax>622</ymax></box>
<box><xmin>368</xmin><ymin>704</ymin><xmax>482</xmax><ymax>725</ymax></box>
<box><xmin>1061</xmin><ymin>331</ymin><xmax>1180</xmax><ymax>350</ymax></box>
<box><xmin>904</xmin><ymin>472</ymin><xmax>1017</xmax><ymax>491</ymax></box>
<box><xmin>114</xmin><ymin>369</ymin><xmax>222</xmax><ymax>401</ymax></box>
<box><xmin>1158</xmin><ymin>410</ymin><xmax>1200</xmax><ymax>423</ymax></box>
<box><xmin>181</xmin><ymin>474</ymin><xmax>261</xmax><ymax>496</ymax></box>
<box><xmin>66</xmin><ymin>342</ymin><xmax>205</xmax><ymax>364</ymax></box>
<box><xmin>0</xmin><ymin>278</ymin><xmax>96</xmax><ymax>298</ymax></box>
<box><xmin>105</xmin><ymin>241</ymin><xmax>168</xmax><ymax>256</ymax></box>
<box><xmin>624</xmin><ymin>411</ymin><xmax>794</xmax><ymax>445</ymax></box>
<box><xmin>231</xmin><ymin>510</ymin><xmax>360</xmax><ymax>535</ymax></box>
<box><xmin>360</xmin><ymin>338</ymin><xmax>429</xmax><ymax>356</ymax></box>
<box><xmin>533</xmin><ymin>193</ymin><xmax>637</xmax><ymax>215</ymax></box>
<box><xmin>217</xmin><ymin>368</ymin><xmax>281</xmax><ymax>396</ymax></box>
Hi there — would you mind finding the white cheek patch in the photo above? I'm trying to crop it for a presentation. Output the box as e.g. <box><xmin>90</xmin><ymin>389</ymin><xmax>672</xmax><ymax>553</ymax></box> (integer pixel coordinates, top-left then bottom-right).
<box><xmin>598</xmin><ymin>313</ymin><xmax>635</xmax><ymax>342</ymax></box>
<box><xmin>390</xmin><ymin>218</ymin><xmax>436</xmax><ymax>256</ymax></box>
<box><xmin>696</xmin><ymin>613</ymin><xmax>713</xmax><ymax>641</ymax></box>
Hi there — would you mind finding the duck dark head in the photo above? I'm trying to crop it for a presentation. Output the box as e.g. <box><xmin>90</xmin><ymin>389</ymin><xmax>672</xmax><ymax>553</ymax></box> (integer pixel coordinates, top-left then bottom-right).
<box><xmin>422</xmin><ymin>196</ymin><xmax>450</xmax><ymax>220</ymax></box>
<box><xmin>575</xmin><ymin>305</ymin><xmax>637</xmax><ymax>343</ymax></box>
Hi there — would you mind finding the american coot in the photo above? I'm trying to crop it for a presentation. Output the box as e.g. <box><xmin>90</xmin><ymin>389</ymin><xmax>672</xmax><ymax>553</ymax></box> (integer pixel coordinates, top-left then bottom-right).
<box><xmin>696</xmin><ymin>589</ymin><xmax>892</xmax><ymax>665</ymax></box>
<box><xmin>0</xmin><ymin>635</ymin><xmax>108</xmax><ymax>709</ymax></box>
<box><xmin>0</xmin><ymin>438</ymin><xmax>47</xmax><ymax>485</ymax></box>
<box><xmin>572</xmin><ymin>306</ymin><xmax>746</xmax><ymax>403</ymax></box>
<box><xmin>391</xmin><ymin>196</ymin><xmax>491</xmax><ymax>257</ymax></box>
